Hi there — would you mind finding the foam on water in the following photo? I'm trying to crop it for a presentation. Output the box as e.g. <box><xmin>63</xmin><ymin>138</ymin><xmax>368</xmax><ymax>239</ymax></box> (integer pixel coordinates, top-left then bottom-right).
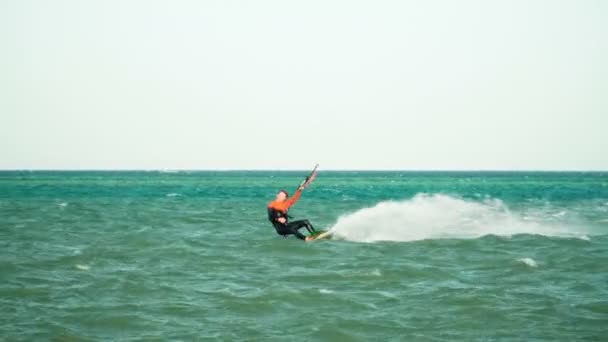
<box><xmin>330</xmin><ymin>194</ymin><xmax>587</xmax><ymax>242</ymax></box>
<box><xmin>370</xmin><ymin>268</ymin><xmax>382</xmax><ymax>277</ymax></box>
<box><xmin>517</xmin><ymin>258</ymin><xmax>538</xmax><ymax>267</ymax></box>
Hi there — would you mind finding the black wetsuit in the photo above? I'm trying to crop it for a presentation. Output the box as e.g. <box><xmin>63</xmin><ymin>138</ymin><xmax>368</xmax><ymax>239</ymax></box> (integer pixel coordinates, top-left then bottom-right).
<box><xmin>267</xmin><ymin>207</ymin><xmax>316</xmax><ymax>240</ymax></box>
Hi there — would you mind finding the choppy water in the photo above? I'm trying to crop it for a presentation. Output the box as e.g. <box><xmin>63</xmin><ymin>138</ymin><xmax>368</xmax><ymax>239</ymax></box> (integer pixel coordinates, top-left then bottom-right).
<box><xmin>1</xmin><ymin>171</ymin><xmax>607</xmax><ymax>341</ymax></box>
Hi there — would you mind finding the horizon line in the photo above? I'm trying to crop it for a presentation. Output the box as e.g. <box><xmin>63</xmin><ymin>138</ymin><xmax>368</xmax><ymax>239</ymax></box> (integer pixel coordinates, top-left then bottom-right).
<box><xmin>0</xmin><ymin>168</ymin><xmax>606</xmax><ymax>172</ymax></box>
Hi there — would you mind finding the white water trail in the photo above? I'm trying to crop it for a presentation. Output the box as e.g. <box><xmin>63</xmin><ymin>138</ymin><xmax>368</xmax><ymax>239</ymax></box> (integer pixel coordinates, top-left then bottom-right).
<box><xmin>330</xmin><ymin>194</ymin><xmax>587</xmax><ymax>242</ymax></box>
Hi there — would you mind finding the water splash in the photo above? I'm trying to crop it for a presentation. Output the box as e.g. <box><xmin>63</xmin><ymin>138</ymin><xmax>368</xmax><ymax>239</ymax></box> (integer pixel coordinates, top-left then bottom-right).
<box><xmin>330</xmin><ymin>194</ymin><xmax>587</xmax><ymax>242</ymax></box>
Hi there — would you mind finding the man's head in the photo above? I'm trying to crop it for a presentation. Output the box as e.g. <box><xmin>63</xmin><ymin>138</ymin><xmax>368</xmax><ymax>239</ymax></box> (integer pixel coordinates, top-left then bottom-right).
<box><xmin>275</xmin><ymin>190</ymin><xmax>289</xmax><ymax>202</ymax></box>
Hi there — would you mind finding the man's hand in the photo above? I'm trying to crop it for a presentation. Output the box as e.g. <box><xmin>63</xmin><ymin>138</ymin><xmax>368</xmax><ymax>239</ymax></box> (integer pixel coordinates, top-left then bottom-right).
<box><xmin>277</xmin><ymin>217</ymin><xmax>287</xmax><ymax>224</ymax></box>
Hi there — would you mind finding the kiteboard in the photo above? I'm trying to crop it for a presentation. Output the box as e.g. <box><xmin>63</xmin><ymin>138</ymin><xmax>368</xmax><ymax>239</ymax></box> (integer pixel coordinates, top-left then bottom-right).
<box><xmin>308</xmin><ymin>230</ymin><xmax>333</xmax><ymax>241</ymax></box>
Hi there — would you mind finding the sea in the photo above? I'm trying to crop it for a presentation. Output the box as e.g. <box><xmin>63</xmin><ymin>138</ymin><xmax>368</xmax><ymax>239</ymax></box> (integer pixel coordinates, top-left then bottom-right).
<box><xmin>1</xmin><ymin>171</ymin><xmax>607</xmax><ymax>341</ymax></box>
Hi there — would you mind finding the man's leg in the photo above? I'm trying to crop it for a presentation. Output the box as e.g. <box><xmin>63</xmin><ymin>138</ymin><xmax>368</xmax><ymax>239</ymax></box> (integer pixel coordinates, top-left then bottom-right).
<box><xmin>303</xmin><ymin>219</ymin><xmax>316</xmax><ymax>232</ymax></box>
<box><xmin>287</xmin><ymin>220</ymin><xmax>315</xmax><ymax>234</ymax></box>
<box><xmin>276</xmin><ymin>223</ymin><xmax>307</xmax><ymax>240</ymax></box>
<box><xmin>285</xmin><ymin>220</ymin><xmax>305</xmax><ymax>232</ymax></box>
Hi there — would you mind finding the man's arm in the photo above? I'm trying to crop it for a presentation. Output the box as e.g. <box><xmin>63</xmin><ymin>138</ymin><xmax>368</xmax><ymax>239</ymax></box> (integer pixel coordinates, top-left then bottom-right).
<box><xmin>285</xmin><ymin>187</ymin><xmax>303</xmax><ymax>208</ymax></box>
<box><xmin>268</xmin><ymin>206</ymin><xmax>287</xmax><ymax>224</ymax></box>
<box><xmin>268</xmin><ymin>207</ymin><xmax>279</xmax><ymax>222</ymax></box>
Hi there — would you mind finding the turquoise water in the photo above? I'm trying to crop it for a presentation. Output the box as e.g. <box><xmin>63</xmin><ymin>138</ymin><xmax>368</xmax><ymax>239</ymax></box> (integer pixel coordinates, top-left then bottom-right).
<box><xmin>1</xmin><ymin>171</ymin><xmax>607</xmax><ymax>341</ymax></box>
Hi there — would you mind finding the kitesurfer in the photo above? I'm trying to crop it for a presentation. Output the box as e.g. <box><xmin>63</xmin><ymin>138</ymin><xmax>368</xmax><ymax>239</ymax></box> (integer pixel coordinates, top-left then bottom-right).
<box><xmin>267</xmin><ymin>186</ymin><xmax>316</xmax><ymax>241</ymax></box>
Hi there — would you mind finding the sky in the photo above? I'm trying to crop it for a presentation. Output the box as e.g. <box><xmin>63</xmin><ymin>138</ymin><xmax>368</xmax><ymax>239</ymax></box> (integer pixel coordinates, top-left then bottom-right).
<box><xmin>1</xmin><ymin>0</ymin><xmax>607</xmax><ymax>170</ymax></box>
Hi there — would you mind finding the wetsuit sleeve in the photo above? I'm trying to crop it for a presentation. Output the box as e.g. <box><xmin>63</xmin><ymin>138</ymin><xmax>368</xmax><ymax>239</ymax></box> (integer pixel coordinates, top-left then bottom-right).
<box><xmin>285</xmin><ymin>189</ymin><xmax>302</xmax><ymax>208</ymax></box>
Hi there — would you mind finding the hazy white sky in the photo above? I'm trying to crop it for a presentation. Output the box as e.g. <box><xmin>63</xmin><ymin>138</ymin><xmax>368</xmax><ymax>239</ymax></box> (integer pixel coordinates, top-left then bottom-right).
<box><xmin>1</xmin><ymin>0</ymin><xmax>607</xmax><ymax>170</ymax></box>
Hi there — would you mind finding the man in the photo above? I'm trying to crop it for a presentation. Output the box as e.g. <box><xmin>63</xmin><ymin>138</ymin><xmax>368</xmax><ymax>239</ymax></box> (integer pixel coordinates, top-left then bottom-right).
<box><xmin>268</xmin><ymin>185</ymin><xmax>316</xmax><ymax>241</ymax></box>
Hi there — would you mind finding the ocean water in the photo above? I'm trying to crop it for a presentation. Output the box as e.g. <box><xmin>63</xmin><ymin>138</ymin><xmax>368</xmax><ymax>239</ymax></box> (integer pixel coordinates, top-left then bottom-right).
<box><xmin>1</xmin><ymin>171</ymin><xmax>607</xmax><ymax>341</ymax></box>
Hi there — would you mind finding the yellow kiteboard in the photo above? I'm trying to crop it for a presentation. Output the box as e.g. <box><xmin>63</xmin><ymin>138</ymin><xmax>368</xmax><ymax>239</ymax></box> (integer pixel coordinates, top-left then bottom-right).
<box><xmin>308</xmin><ymin>230</ymin><xmax>333</xmax><ymax>241</ymax></box>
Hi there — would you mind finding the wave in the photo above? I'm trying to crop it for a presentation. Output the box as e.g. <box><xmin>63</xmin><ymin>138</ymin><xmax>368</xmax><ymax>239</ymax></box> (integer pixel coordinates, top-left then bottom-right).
<box><xmin>329</xmin><ymin>194</ymin><xmax>590</xmax><ymax>242</ymax></box>
<box><xmin>517</xmin><ymin>258</ymin><xmax>538</xmax><ymax>268</ymax></box>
